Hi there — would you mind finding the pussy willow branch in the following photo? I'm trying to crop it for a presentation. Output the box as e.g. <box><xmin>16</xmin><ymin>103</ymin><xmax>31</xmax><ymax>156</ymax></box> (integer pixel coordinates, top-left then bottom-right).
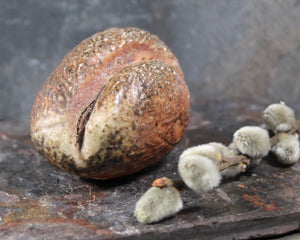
<box><xmin>222</xmin><ymin>118</ymin><xmax>300</xmax><ymax>171</ymax></box>
<box><xmin>172</xmin><ymin>155</ymin><xmax>251</xmax><ymax>191</ymax></box>
<box><xmin>171</xmin><ymin>118</ymin><xmax>300</xmax><ymax>192</ymax></box>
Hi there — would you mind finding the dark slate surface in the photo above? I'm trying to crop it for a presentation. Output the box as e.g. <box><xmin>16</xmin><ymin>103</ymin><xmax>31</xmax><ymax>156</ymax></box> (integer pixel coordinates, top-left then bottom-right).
<box><xmin>0</xmin><ymin>101</ymin><xmax>299</xmax><ymax>240</ymax></box>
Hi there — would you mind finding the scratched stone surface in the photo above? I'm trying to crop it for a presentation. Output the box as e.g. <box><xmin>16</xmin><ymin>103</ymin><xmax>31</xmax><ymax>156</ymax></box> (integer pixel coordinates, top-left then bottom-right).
<box><xmin>0</xmin><ymin>101</ymin><xmax>299</xmax><ymax>240</ymax></box>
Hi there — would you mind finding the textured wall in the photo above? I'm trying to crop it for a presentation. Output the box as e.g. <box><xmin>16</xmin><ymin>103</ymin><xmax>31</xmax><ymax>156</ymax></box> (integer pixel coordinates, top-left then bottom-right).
<box><xmin>1</xmin><ymin>0</ymin><xmax>300</xmax><ymax>122</ymax></box>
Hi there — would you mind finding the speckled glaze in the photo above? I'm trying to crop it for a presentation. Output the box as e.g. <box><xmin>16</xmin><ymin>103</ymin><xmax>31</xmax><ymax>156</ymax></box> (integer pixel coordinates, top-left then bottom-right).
<box><xmin>30</xmin><ymin>27</ymin><xmax>190</xmax><ymax>179</ymax></box>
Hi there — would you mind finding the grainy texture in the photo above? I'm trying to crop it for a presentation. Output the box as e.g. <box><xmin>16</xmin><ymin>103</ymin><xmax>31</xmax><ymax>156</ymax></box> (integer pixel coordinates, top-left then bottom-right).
<box><xmin>0</xmin><ymin>101</ymin><xmax>299</xmax><ymax>239</ymax></box>
<box><xmin>30</xmin><ymin>27</ymin><xmax>190</xmax><ymax>179</ymax></box>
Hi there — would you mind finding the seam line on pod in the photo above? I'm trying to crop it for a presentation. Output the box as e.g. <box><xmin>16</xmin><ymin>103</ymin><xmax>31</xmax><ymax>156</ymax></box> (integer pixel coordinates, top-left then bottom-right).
<box><xmin>76</xmin><ymin>83</ymin><xmax>107</xmax><ymax>153</ymax></box>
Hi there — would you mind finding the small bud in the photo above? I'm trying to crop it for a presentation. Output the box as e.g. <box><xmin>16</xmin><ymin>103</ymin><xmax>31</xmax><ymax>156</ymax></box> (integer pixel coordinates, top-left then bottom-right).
<box><xmin>152</xmin><ymin>177</ymin><xmax>173</xmax><ymax>188</ymax></box>
<box><xmin>134</xmin><ymin>184</ymin><xmax>183</xmax><ymax>224</ymax></box>
<box><xmin>263</xmin><ymin>102</ymin><xmax>295</xmax><ymax>133</ymax></box>
<box><xmin>233</xmin><ymin>126</ymin><xmax>270</xmax><ymax>159</ymax></box>
<box><xmin>271</xmin><ymin>133</ymin><xmax>300</xmax><ymax>165</ymax></box>
<box><xmin>178</xmin><ymin>154</ymin><xmax>221</xmax><ymax>193</ymax></box>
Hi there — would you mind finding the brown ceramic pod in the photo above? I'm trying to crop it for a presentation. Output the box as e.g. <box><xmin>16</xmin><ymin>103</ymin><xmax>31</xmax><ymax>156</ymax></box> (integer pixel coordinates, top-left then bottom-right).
<box><xmin>30</xmin><ymin>27</ymin><xmax>190</xmax><ymax>179</ymax></box>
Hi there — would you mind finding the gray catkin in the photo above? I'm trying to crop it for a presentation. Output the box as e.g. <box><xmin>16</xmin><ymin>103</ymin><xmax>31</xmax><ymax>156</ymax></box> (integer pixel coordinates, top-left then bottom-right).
<box><xmin>263</xmin><ymin>102</ymin><xmax>295</xmax><ymax>133</ymax></box>
<box><xmin>134</xmin><ymin>186</ymin><xmax>183</xmax><ymax>224</ymax></box>
<box><xmin>233</xmin><ymin>126</ymin><xmax>271</xmax><ymax>159</ymax></box>
<box><xmin>272</xmin><ymin>133</ymin><xmax>300</xmax><ymax>165</ymax></box>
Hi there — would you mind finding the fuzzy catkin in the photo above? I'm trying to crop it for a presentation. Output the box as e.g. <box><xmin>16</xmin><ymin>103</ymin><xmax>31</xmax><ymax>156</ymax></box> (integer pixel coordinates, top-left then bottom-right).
<box><xmin>178</xmin><ymin>155</ymin><xmax>221</xmax><ymax>193</ymax></box>
<box><xmin>263</xmin><ymin>102</ymin><xmax>295</xmax><ymax>133</ymax></box>
<box><xmin>233</xmin><ymin>126</ymin><xmax>271</xmax><ymax>159</ymax></box>
<box><xmin>134</xmin><ymin>186</ymin><xmax>182</xmax><ymax>224</ymax></box>
<box><xmin>209</xmin><ymin>142</ymin><xmax>238</xmax><ymax>159</ymax></box>
<box><xmin>179</xmin><ymin>144</ymin><xmax>222</xmax><ymax>166</ymax></box>
<box><xmin>271</xmin><ymin>133</ymin><xmax>300</xmax><ymax>165</ymax></box>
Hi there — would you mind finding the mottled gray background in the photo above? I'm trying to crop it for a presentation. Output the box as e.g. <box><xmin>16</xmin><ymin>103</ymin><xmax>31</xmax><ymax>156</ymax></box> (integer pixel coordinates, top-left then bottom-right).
<box><xmin>1</xmin><ymin>0</ymin><xmax>300</xmax><ymax>125</ymax></box>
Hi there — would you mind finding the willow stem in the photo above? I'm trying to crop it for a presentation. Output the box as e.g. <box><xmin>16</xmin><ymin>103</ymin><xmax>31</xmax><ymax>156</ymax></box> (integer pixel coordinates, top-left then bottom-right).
<box><xmin>219</xmin><ymin>155</ymin><xmax>251</xmax><ymax>171</ymax></box>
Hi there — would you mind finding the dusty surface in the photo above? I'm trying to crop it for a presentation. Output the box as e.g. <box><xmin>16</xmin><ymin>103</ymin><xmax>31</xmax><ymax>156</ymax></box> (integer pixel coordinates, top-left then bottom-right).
<box><xmin>0</xmin><ymin>101</ymin><xmax>299</xmax><ymax>240</ymax></box>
